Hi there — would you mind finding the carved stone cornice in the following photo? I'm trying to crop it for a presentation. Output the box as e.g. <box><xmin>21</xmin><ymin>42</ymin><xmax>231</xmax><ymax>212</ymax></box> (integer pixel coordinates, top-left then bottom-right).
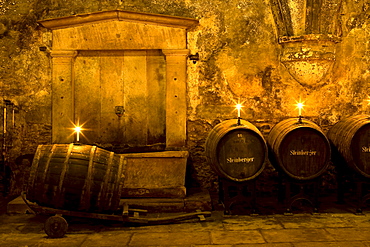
<box><xmin>39</xmin><ymin>10</ymin><xmax>198</xmax><ymax>30</ymax></box>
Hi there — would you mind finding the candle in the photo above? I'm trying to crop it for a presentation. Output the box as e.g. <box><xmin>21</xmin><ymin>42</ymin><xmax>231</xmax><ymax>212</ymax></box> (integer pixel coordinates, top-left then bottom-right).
<box><xmin>236</xmin><ymin>103</ymin><xmax>242</xmax><ymax>118</ymax></box>
<box><xmin>297</xmin><ymin>102</ymin><xmax>303</xmax><ymax>116</ymax></box>
<box><xmin>74</xmin><ymin>126</ymin><xmax>81</xmax><ymax>142</ymax></box>
<box><xmin>234</xmin><ymin>100</ymin><xmax>244</xmax><ymax>125</ymax></box>
<box><xmin>295</xmin><ymin>100</ymin><xmax>305</xmax><ymax>117</ymax></box>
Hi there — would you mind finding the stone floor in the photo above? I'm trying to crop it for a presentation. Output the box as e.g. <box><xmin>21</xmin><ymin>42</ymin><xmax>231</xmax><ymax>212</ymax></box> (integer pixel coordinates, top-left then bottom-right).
<box><xmin>1</xmin><ymin>195</ymin><xmax>370</xmax><ymax>247</ymax></box>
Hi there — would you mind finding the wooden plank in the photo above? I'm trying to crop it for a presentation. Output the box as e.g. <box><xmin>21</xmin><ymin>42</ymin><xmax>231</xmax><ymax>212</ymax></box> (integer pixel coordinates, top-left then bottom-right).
<box><xmin>29</xmin><ymin>203</ymin><xmax>211</xmax><ymax>225</ymax></box>
<box><xmin>120</xmin><ymin>197</ymin><xmax>184</xmax><ymax>213</ymax></box>
<box><xmin>126</xmin><ymin>211</ymin><xmax>212</xmax><ymax>224</ymax></box>
<box><xmin>196</xmin><ymin>210</ymin><xmax>206</xmax><ymax>221</ymax></box>
<box><xmin>121</xmin><ymin>187</ymin><xmax>186</xmax><ymax>198</ymax></box>
<box><xmin>122</xmin><ymin>203</ymin><xmax>129</xmax><ymax>216</ymax></box>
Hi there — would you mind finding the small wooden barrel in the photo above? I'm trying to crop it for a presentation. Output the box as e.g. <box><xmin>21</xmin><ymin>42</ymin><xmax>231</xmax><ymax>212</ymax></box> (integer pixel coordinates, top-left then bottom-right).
<box><xmin>328</xmin><ymin>115</ymin><xmax>370</xmax><ymax>178</ymax></box>
<box><xmin>205</xmin><ymin>119</ymin><xmax>268</xmax><ymax>182</ymax></box>
<box><xmin>26</xmin><ymin>144</ymin><xmax>124</xmax><ymax>212</ymax></box>
<box><xmin>267</xmin><ymin>118</ymin><xmax>331</xmax><ymax>180</ymax></box>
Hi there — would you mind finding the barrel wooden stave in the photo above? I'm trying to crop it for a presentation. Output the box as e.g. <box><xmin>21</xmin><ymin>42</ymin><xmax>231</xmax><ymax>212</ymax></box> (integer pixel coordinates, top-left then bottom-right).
<box><xmin>267</xmin><ymin>118</ymin><xmax>331</xmax><ymax>180</ymax></box>
<box><xmin>328</xmin><ymin>115</ymin><xmax>370</xmax><ymax>178</ymax></box>
<box><xmin>205</xmin><ymin>119</ymin><xmax>267</xmax><ymax>182</ymax></box>
<box><xmin>26</xmin><ymin>144</ymin><xmax>124</xmax><ymax>213</ymax></box>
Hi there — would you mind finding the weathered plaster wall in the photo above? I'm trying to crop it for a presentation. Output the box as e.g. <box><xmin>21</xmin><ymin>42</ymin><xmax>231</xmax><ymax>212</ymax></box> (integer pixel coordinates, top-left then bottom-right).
<box><xmin>1</xmin><ymin>0</ymin><xmax>369</xmax><ymax>196</ymax></box>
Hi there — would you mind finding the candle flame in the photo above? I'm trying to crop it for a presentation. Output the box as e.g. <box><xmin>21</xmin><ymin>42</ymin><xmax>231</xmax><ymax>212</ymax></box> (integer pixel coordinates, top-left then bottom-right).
<box><xmin>294</xmin><ymin>99</ymin><xmax>305</xmax><ymax>109</ymax></box>
<box><xmin>296</xmin><ymin>102</ymin><xmax>304</xmax><ymax>110</ymax></box>
<box><xmin>68</xmin><ymin>120</ymin><xmax>88</xmax><ymax>143</ymax></box>
<box><xmin>74</xmin><ymin>126</ymin><xmax>82</xmax><ymax>133</ymax></box>
<box><xmin>232</xmin><ymin>99</ymin><xmax>245</xmax><ymax>119</ymax></box>
<box><xmin>294</xmin><ymin>99</ymin><xmax>305</xmax><ymax>116</ymax></box>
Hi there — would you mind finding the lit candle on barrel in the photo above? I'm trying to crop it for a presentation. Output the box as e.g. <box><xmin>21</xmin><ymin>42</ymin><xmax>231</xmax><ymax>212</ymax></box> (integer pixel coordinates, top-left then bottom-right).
<box><xmin>236</xmin><ymin>103</ymin><xmax>242</xmax><ymax>118</ymax></box>
<box><xmin>235</xmin><ymin>102</ymin><xmax>243</xmax><ymax>125</ymax></box>
<box><xmin>74</xmin><ymin>126</ymin><xmax>82</xmax><ymax>142</ymax></box>
<box><xmin>297</xmin><ymin>102</ymin><xmax>304</xmax><ymax>116</ymax></box>
<box><xmin>295</xmin><ymin>100</ymin><xmax>305</xmax><ymax>117</ymax></box>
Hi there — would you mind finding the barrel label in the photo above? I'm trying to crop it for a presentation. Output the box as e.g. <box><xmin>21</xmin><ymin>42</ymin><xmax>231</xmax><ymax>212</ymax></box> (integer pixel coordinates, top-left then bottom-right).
<box><xmin>227</xmin><ymin>157</ymin><xmax>255</xmax><ymax>163</ymax></box>
<box><xmin>362</xmin><ymin>146</ymin><xmax>370</xmax><ymax>152</ymax></box>
<box><xmin>290</xmin><ymin>150</ymin><xmax>317</xmax><ymax>156</ymax></box>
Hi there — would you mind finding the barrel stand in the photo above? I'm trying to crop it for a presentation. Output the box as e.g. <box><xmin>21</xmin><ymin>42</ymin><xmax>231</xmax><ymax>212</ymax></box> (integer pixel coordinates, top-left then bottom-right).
<box><xmin>0</xmin><ymin>160</ymin><xmax>10</xmax><ymax>197</ymax></box>
<box><xmin>279</xmin><ymin>175</ymin><xmax>320</xmax><ymax>214</ymax></box>
<box><xmin>354</xmin><ymin>178</ymin><xmax>370</xmax><ymax>214</ymax></box>
<box><xmin>219</xmin><ymin>178</ymin><xmax>257</xmax><ymax>215</ymax></box>
<box><xmin>337</xmin><ymin>170</ymin><xmax>370</xmax><ymax>214</ymax></box>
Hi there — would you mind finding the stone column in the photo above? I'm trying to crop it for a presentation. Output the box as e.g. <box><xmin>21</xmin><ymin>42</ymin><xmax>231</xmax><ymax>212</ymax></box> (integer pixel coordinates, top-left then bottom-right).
<box><xmin>162</xmin><ymin>49</ymin><xmax>189</xmax><ymax>149</ymax></box>
<box><xmin>50</xmin><ymin>50</ymin><xmax>78</xmax><ymax>144</ymax></box>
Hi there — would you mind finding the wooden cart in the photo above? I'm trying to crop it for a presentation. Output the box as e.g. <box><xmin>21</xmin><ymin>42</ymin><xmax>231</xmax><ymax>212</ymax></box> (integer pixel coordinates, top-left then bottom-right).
<box><xmin>21</xmin><ymin>192</ymin><xmax>211</xmax><ymax>238</ymax></box>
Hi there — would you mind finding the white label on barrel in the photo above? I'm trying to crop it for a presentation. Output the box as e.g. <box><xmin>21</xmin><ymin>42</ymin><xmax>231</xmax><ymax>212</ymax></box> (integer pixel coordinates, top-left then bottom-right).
<box><xmin>362</xmin><ymin>146</ymin><xmax>370</xmax><ymax>152</ymax></box>
<box><xmin>290</xmin><ymin>150</ymin><xmax>317</xmax><ymax>156</ymax></box>
<box><xmin>227</xmin><ymin>157</ymin><xmax>255</xmax><ymax>163</ymax></box>
<box><xmin>232</xmin><ymin>133</ymin><xmax>246</xmax><ymax>143</ymax></box>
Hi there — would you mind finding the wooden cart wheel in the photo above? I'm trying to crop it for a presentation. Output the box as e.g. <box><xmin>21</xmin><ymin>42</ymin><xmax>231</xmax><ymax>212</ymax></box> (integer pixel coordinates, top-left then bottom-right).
<box><xmin>44</xmin><ymin>215</ymin><xmax>68</xmax><ymax>238</ymax></box>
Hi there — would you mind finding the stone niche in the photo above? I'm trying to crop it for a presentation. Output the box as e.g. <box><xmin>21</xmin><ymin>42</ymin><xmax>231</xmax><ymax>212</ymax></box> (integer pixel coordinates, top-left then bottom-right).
<box><xmin>39</xmin><ymin>10</ymin><xmax>198</xmax><ymax>198</ymax></box>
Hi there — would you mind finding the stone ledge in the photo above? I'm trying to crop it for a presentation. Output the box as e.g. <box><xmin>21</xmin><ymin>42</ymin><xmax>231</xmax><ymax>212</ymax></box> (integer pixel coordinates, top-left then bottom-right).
<box><xmin>39</xmin><ymin>10</ymin><xmax>198</xmax><ymax>30</ymax></box>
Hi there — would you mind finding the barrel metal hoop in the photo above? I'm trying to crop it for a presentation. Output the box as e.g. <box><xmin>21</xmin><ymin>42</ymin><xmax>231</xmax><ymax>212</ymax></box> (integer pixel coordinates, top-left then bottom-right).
<box><xmin>40</xmin><ymin>144</ymin><xmax>58</xmax><ymax>187</ymax></box>
<box><xmin>79</xmin><ymin>145</ymin><xmax>97</xmax><ymax>211</ymax></box>
<box><xmin>40</xmin><ymin>144</ymin><xmax>58</xmax><ymax>203</ymax></box>
<box><xmin>112</xmin><ymin>154</ymin><xmax>125</xmax><ymax>210</ymax></box>
<box><xmin>56</xmin><ymin>143</ymin><xmax>74</xmax><ymax>208</ymax></box>
<box><xmin>97</xmin><ymin>151</ymin><xmax>115</xmax><ymax>211</ymax></box>
<box><xmin>27</xmin><ymin>145</ymin><xmax>44</xmax><ymax>199</ymax></box>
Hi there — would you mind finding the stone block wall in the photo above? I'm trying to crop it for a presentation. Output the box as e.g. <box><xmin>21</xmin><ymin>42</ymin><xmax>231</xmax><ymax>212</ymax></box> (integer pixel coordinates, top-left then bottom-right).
<box><xmin>1</xmin><ymin>0</ymin><xmax>369</xmax><ymax>197</ymax></box>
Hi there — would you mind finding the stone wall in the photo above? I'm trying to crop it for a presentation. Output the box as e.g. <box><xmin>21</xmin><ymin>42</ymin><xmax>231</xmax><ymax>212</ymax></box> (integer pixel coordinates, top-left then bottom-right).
<box><xmin>1</xmin><ymin>0</ymin><xmax>369</xmax><ymax>197</ymax></box>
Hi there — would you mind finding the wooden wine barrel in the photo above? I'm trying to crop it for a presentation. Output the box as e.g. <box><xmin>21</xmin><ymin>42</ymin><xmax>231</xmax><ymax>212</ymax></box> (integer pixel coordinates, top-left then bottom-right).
<box><xmin>267</xmin><ymin>118</ymin><xmax>331</xmax><ymax>180</ymax></box>
<box><xmin>327</xmin><ymin>115</ymin><xmax>370</xmax><ymax>178</ymax></box>
<box><xmin>205</xmin><ymin>119</ymin><xmax>268</xmax><ymax>182</ymax></box>
<box><xmin>26</xmin><ymin>143</ymin><xmax>124</xmax><ymax>212</ymax></box>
